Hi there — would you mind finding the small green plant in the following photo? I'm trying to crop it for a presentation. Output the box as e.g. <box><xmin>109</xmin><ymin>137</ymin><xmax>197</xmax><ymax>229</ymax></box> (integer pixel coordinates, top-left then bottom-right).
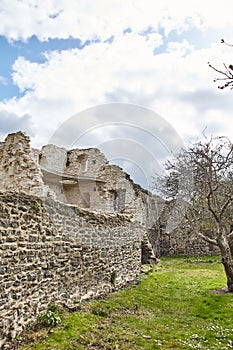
<box><xmin>47</xmin><ymin>304</ymin><xmax>61</xmax><ymax>313</ymax></box>
<box><xmin>144</xmin><ymin>268</ymin><xmax>154</xmax><ymax>275</ymax></box>
<box><xmin>110</xmin><ymin>271</ymin><xmax>117</xmax><ymax>285</ymax></box>
<box><xmin>38</xmin><ymin>309</ymin><xmax>61</xmax><ymax>328</ymax></box>
<box><xmin>33</xmin><ymin>202</ymin><xmax>43</xmax><ymax>213</ymax></box>
<box><xmin>92</xmin><ymin>306</ymin><xmax>109</xmax><ymax>317</ymax></box>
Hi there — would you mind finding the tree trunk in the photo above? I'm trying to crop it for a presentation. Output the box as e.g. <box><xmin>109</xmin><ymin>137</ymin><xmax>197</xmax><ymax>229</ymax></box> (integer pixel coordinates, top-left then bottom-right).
<box><xmin>217</xmin><ymin>233</ymin><xmax>233</xmax><ymax>292</ymax></box>
<box><xmin>222</xmin><ymin>259</ymin><xmax>233</xmax><ymax>292</ymax></box>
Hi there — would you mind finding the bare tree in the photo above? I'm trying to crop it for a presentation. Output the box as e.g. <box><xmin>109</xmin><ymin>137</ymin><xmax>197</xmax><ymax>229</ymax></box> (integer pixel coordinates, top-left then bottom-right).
<box><xmin>157</xmin><ymin>136</ymin><xmax>233</xmax><ymax>291</ymax></box>
<box><xmin>208</xmin><ymin>39</ymin><xmax>233</xmax><ymax>90</ymax></box>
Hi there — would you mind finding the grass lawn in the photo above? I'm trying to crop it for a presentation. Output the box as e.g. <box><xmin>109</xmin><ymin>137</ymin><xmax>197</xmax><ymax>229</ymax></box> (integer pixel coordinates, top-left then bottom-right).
<box><xmin>17</xmin><ymin>256</ymin><xmax>233</xmax><ymax>350</ymax></box>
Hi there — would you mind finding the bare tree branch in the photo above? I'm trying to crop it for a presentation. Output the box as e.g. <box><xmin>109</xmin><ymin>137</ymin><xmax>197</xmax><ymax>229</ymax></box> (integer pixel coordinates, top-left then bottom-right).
<box><xmin>221</xmin><ymin>39</ymin><xmax>233</xmax><ymax>47</ymax></box>
<box><xmin>227</xmin><ymin>230</ymin><xmax>233</xmax><ymax>241</ymax></box>
<box><xmin>209</xmin><ymin>39</ymin><xmax>233</xmax><ymax>90</ymax></box>
<box><xmin>220</xmin><ymin>196</ymin><xmax>233</xmax><ymax>218</ymax></box>
<box><xmin>197</xmin><ymin>232</ymin><xmax>218</xmax><ymax>246</ymax></box>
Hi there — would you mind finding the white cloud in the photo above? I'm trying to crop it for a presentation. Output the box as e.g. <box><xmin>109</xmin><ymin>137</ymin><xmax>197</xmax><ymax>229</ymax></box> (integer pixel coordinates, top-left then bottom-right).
<box><xmin>1</xmin><ymin>0</ymin><xmax>233</xmax><ymax>42</ymax></box>
<box><xmin>166</xmin><ymin>39</ymin><xmax>193</xmax><ymax>56</ymax></box>
<box><xmin>6</xmin><ymin>33</ymin><xmax>164</xmax><ymax>132</ymax></box>
<box><xmin>0</xmin><ymin>110</ymin><xmax>34</xmax><ymax>138</ymax></box>
<box><xmin>0</xmin><ymin>32</ymin><xmax>230</xmax><ymax>150</ymax></box>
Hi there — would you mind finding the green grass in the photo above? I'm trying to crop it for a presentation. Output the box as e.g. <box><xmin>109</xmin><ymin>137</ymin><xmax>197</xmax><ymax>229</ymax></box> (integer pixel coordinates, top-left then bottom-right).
<box><xmin>17</xmin><ymin>256</ymin><xmax>233</xmax><ymax>350</ymax></box>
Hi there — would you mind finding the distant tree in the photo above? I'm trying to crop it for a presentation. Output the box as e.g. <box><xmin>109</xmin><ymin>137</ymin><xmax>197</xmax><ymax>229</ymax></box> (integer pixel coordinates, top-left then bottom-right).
<box><xmin>156</xmin><ymin>136</ymin><xmax>233</xmax><ymax>292</ymax></box>
<box><xmin>208</xmin><ymin>39</ymin><xmax>233</xmax><ymax>90</ymax></box>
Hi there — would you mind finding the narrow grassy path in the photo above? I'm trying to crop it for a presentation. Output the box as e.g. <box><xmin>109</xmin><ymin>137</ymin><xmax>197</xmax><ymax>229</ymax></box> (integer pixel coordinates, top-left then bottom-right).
<box><xmin>18</xmin><ymin>257</ymin><xmax>233</xmax><ymax>349</ymax></box>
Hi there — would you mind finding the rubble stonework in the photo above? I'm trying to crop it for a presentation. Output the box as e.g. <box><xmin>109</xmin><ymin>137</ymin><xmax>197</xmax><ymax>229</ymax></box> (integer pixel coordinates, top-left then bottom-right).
<box><xmin>0</xmin><ymin>192</ymin><xmax>142</xmax><ymax>346</ymax></box>
<box><xmin>0</xmin><ymin>132</ymin><xmax>46</xmax><ymax>197</ymax></box>
<box><xmin>148</xmin><ymin>197</ymin><xmax>220</xmax><ymax>257</ymax></box>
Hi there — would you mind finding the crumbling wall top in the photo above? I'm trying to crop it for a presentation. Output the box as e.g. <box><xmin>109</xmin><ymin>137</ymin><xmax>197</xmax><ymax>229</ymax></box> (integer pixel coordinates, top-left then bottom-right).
<box><xmin>65</xmin><ymin>147</ymin><xmax>108</xmax><ymax>178</ymax></box>
<box><xmin>40</xmin><ymin>144</ymin><xmax>67</xmax><ymax>173</ymax></box>
<box><xmin>0</xmin><ymin>131</ymin><xmax>48</xmax><ymax>197</ymax></box>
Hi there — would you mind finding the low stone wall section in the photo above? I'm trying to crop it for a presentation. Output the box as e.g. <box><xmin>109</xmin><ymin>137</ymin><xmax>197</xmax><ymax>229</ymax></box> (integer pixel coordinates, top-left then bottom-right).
<box><xmin>0</xmin><ymin>192</ymin><xmax>142</xmax><ymax>346</ymax></box>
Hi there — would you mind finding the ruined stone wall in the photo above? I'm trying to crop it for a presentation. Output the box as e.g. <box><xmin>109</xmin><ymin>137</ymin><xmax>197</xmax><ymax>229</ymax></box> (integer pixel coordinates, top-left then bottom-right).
<box><xmin>65</xmin><ymin>148</ymin><xmax>108</xmax><ymax>178</ymax></box>
<box><xmin>0</xmin><ymin>133</ymin><xmax>151</xmax><ymax>223</ymax></box>
<box><xmin>36</xmin><ymin>145</ymin><xmax>114</xmax><ymax>212</ymax></box>
<box><xmin>149</xmin><ymin>202</ymin><xmax>220</xmax><ymax>257</ymax></box>
<box><xmin>0</xmin><ymin>192</ymin><xmax>142</xmax><ymax>346</ymax></box>
<box><xmin>157</xmin><ymin>226</ymin><xmax>220</xmax><ymax>256</ymax></box>
<box><xmin>63</xmin><ymin>181</ymin><xmax>103</xmax><ymax>209</ymax></box>
<box><xmin>97</xmin><ymin>164</ymin><xmax>148</xmax><ymax>221</ymax></box>
<box><xmin>39</xmin><ymin>144</ymin><xmax>67</xmax><ymax>173</ymax></box>
<box><xmin>0</xmin><ymin>132</ymin><xmax>47</xmax><ymax>197</ymax></box>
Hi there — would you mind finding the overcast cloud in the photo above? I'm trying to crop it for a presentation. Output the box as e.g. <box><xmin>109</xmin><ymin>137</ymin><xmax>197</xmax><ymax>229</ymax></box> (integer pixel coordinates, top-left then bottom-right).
<box><xmin>0</xmin><ymin>110</ymin><xmax>34</xmax><ymax>138</ymax></box>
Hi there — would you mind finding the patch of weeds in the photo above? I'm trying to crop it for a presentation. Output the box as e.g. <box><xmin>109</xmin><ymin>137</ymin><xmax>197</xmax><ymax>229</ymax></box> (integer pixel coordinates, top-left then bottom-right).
<box><xmin>205</xmin><ymin>323</ymin><xmax>233</xmax><ymax>349</ymax></box>
<box><xmin>38</xmin><ymin>305</ymin><xmax>62</xmax><ymax>328</ymax></box>
<box><xmin>33</xmin><ymin>202</ymin><xmax>43</xmax><ymax>214</ymax></box>
<box><xmin>38</xmin><ymin>310</ymin><xmax>61</xmax><ymax>328</ymax></box>
<box><xmin>184</xmin><ymin>256</ymin><xmax>220</xmax><ymax>265</ymax></box>
<box><xmin>47</xmin><ymin>303</ymin><xmax>61</xmax><ymax>313</ymax></box>
<box><xmin>180</xmin><ymin>323</ymin><xmax>233</xmax><ymax>349</ymax></box>
<box><xmin>180</xmin><ymin>333</ymin><xmax>208</xmax><ymax>349</ymax></box>
<box><xmin>144</xmin><ymin>268</ymin><xmax>154</xmax><ymax>275</ymax></box>
<box><xmin>110</xmin><ymin>270</ymin><xmax>117</xmax><ymax>285</ymax></box>
<box><xmin>92</xmin><ymin>305</ymin><xmax>109</xmax><ymax>317</ymax></box>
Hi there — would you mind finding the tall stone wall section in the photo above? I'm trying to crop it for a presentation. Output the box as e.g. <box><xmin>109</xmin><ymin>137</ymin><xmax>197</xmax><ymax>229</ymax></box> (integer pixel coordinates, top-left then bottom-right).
<box><xmin>0</xmin><ymin>192</ymin><xmax>142</xmax><ymax>346</ymax></box>
<box><xmin>39</xmin><ymin>144</ymin><xmax>67</xmax><ymax>173</ymax></box>
<box><xmin>0</xmin><ymin>132</ymin><xmax>54</xmax><ymax>199</ymax></box>
<box><xmin>97</xmin><ymin>164</ymin><xmax>148</xmax><ymax>221</ymax></box>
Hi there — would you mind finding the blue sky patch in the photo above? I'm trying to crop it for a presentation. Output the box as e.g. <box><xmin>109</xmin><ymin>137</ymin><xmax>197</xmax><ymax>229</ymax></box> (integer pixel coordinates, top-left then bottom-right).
<box><xmin>0</xmin><ymin>35</ymin><xmax>87</xmax><ymax>100</ymax></box>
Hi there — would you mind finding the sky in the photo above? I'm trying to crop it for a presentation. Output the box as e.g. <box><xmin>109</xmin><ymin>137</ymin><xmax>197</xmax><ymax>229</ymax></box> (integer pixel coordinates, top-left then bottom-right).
<box><xmin>0</xmin><ymin>0</ymin><xmax>232</xmax><ymax>189</ymax></box>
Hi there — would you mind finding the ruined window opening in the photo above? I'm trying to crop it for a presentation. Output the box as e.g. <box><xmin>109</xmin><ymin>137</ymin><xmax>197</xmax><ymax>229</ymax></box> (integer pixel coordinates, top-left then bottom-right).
<box><xmin>113</xmin><ymin>189</ymin><xmax>126</xmax><ymax>213</ymax></box>
<box><xmin>151</xmin><ymin>199</ymin><xmax>156</xmax><ymax>210</ymax></box>
<box><xmin>78</xmin><ymin>154</ymin><xmax>88</xmax><ymax>172</ymax></box>
<box><xmin>82</xmin><ymin>192</ymin><xmax>90</xmax><ymax>208</ymax></box>
<box><xmin>92</xmin><ymin>160</ymin><xmax>96</xmax><ymax>164</ymax></box>
<box><xmin>93</xmin><ymin>187</ymin><xmax>96</xmax><ymax>192</ymax></box>
<box><xmin>39</xmin><ymin>153</ymin><xmax>46</xmax><ymax>165</ymax></box>
<box><xmin>83</xmin><ymin>159</ymin><xmax>88</xmax><ymax>172</ymax></box>
<box><xmin>66</xmin><ymin>154</ymin><xmax>70</xmax><ymax>167</ymax></box>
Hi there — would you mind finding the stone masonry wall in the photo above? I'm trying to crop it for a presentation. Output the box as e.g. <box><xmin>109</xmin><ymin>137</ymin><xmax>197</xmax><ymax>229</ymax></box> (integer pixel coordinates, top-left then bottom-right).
<box><xmin>160</xmin><ymin>222</ymin><xmax>220</xmax><ymax>257</ymax></box>
<box><xmin>65</xmin><ymin>148</ymin><xmax>108</xmax><ymax>178</ymax></box>
<box><xmin>0</xmin><ymin>132</ymin><xmax>47</xmax><ymax>197</ymax></box>
<box><xmin>149</xmin><ymin>202</ymin><xmax>220</xmax><ymax>257</ymax></box>
<box><xmin>0</xmin><ymin>192</ymin><xmax>142</xmax><ymax>346</ymax></box>
<box><xmin>97</xmin><ymin>164</ymin><xmax>148</xmax><ymax>221</ymax></box>
<box><xmin>39</xmin><ymin>144</ymin><xmax>67</xmax><ymax>173</ymax></box>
